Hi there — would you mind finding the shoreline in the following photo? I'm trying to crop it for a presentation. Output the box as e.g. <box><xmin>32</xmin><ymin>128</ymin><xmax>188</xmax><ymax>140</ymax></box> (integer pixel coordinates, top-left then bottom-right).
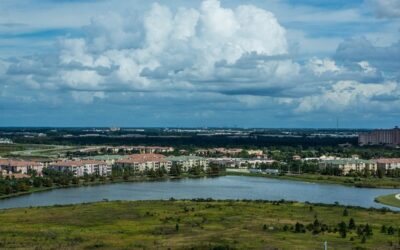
<box><xmin>0</xmin><ymin>173</ymin><xmax>223</xmax><ymax>200</ymax></box>
<box><xmin>2</xmin><ymin>171</ymin><xmax>400</xmax><ymax>201</ymax></box>
<box><xmin>1</xmin><ymin>198</ymin><xmax>398</xmax><ymax>212</ymax></box>
<box><xmin>226</xmin><ymin>171</ymin><xmax>400</xmax><ymax>189</ymax></box>
<box><xmin>375</xmin><ymin>193</ymin><xmax>400</xmax><ymax>208</ymax></box>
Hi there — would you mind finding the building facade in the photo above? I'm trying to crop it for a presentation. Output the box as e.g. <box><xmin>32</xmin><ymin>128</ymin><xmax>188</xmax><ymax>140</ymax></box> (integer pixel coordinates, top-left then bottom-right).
<box><xmin>49</xmin><ymin>160</ymin><xmax>112</xmax><ymax>177</ymax></box>
<box><xmin>319</xmin><ymin>159</ymin><xmax>377</xmax><ymax>175</ymax></box>
<box><xmin>166</xmin><ymin>156</ymin><xmax>209</xmax><ymax>171</ymax></box>
<box><xmin>114</xmin><ymin>154</ymin><xmax>171</xmax><ymax>173</ymax></box>
<box><xmin>359</xmin><ymin>127</ymin><xmax>400</xmax><ymax>146</ymax></box>
<box><xmin>0</xmin><ymin>159</ymin><xmax>44</xmax><ymax>175</ymax></box>
<box><xmin>375</xmin><ymin>158</ymin><xmax>400</xmax><ymax>171</ymax></box>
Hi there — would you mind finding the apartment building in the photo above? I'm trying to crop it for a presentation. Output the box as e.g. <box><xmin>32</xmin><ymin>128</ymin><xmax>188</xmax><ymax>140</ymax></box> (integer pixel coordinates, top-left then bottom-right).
<box><xmin>375</xmin><ymin>158</ymin><xmax>400</xmax><ymax>171</ymax></box>
<box><xmin>209</xmin><ymin>157</ymin><xmax>275</xmax><ymax>169</ymax></box>
<box><xmin>133</xmin><ymin>146</ymin><xmax>174</xmax><ymax>154</ymax></box>
<box><xmin>0</xmin><ymin>159</ymin><xmax>44</xmax><ymax>175</ymax></box>
<box><xmin>247</xmin><ymin>150</ymin><xmax>264</xmax><ymax>157</ymax></box>
<box><xmin>114</xmin><ymin>154</ymin><xmax>172</xmax><ymax>173</ymax></box>
<box><xmin>319</xmin><ymin>159</ymin><xmax>377</xmax><ymax>175</ymax></box>
<box><xmin>196</xmin><ymin>148</ymin><xmax>243</xmax><ymax>156</ymax></box>
<box><xmin>236</xmin><ymin>158</ymin><xmax>275</xmax><ymax>168</ymax></box>
<box><xmin>166</xmin><ymin>156</ymin><xmax>209</xmax><ymax>171</ymax></box>
<box><xmin>49</xmin><ymin>160</ymin><xmax>112</xmax><ymax>177</ymax></box>
<box><xmin>359</xmin><ymin>127</ymin><xmax>400</xmax><ymax>146</ymax></box>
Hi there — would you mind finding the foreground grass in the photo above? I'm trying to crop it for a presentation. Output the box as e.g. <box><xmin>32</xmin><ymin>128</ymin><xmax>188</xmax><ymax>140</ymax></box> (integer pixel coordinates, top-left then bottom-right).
<box><xmin>0</xmin><ymin>200</ymin><xmax>399</xmax><ymax>249</ymax></box>
<box><xmin>227</xmin><ymin>172</ymin><xmax>400</xmax><ymax>188</ymax></box>
<box><xmin>376</xmin><ymin>194</ymin><xmax>400</xmax><ymax>208</ymax></box>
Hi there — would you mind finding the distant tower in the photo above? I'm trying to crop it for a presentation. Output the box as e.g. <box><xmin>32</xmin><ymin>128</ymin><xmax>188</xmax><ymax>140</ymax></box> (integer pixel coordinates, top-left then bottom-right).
<box><xmin>336</xmin><ymin>117</ymin><xmax>339</xmax><ymax>130</ymax></box>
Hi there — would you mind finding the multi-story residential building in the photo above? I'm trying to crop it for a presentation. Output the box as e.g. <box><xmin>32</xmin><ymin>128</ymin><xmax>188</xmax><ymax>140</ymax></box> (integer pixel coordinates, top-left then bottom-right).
<box><xmin>133</xmin><ymin>146</ymin><xmax>174</xmax><ymax>154</ymax></box>
<box><xmin>235</xmin><ymin>158</ymin><xmax>275</xmax><ymax>169</ymax></box>
<box><xmin>247</xmin><ymin>150</ymin><xmax>264</xmax><ymax>157</ymax></box>
<box><xmin>166</xmin><ymin>156</ymin><xmax>209</xmax><ymax>171</ymax></box>
<box><xmin>209</xmin><ymin>158</ymin><xmax>237</xmax><ymax>168</ymax></box>
<box><xmin>0</xmin><ymin>169</ymin><xmax>30</xmax><ymax>179</ymax></box>
<box><xmin>319</xmin><ymin>159</ymin><xmax>377</xmax><ymax>175</ymax></box>
<box><xmin>195</xmin><ymin>148</ymin><xmax>244</xmax><ymax>156</ymax></box>
<box><xmin>49</xmin><ymin>160</ymin><xmax>112</xmax><ymax>177</ymax></box>
<box><xmin>209</xmin><ymin>157</ymin><xmax>275</xmax><ymax>169</ymax></box>
<box><xmin>359</xmin><ymin>127</ymin><xmax>400</xmax><ymax>146</ymax></box>
<box><xmin>0</xmin><ymin>159</ymin><xmax>44</xmax><ymax>175</ymax></box>
<box><xmin>114</xmin><ymin>154</ymin><xmax>171</xmax><ymax>173</ymax></box>
<box><xmin>214</xmin><ymin>148</ymin><xmax>243</xmax><ymax>155</ymax></box>
<box><xmin>375</xmin><ymin>158</ymin><xmax>400</xmax><ymax>171</ymax></box>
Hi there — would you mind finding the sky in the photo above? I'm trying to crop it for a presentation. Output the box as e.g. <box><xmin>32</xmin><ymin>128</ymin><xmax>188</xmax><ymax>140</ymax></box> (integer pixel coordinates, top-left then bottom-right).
<box><xmin>0</xmin><ymin>0</ymin><xmax>399</xmax><ymax>128</ymax></box>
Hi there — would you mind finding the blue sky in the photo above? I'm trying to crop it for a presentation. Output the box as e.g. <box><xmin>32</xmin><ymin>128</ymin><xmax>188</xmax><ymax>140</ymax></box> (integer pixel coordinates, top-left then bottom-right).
<box><xmin>0</xmin><ymin>0</ymin><xmax>399</xmax><ymax>128</ymax></box>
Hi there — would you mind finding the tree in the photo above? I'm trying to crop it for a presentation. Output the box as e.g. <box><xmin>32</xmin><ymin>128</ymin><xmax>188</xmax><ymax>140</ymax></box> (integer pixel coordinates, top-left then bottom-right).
<box><xmin>169</xmin><ymin>165</ymin><xmax>182</xmax><ymax>176</ymax></box>
<box><xmin>32</xmin><ymin>177</ymin><xmax>43</xmax><ymax>188</ymax></box>
<box><xmin>349</xmin><ymin>218</ymin><xmax>356</xmax><ymax>230</ymax></box>
<box><xmin>365</xmin><ymin>224</ymin><xmax>373</xmax><ymax>236</ymax></box>
<box><xmin>387</xmin><ymin>226</ymin><xmax>395</xmax><ymax>235</ymax></box>
<box><xmin>189</xmin><ymin>165</ymin><xmax>202</xmax><ymax>176</ymax></box>
<box><xmin>42</xmin><ymin>178</ymin><xmax>53</xmax><ymax>187</ymax></box>
<box><xmin>343</xmin><ymin>208</ymin><xmax>349</xmax><ymax>217</ymax></box>
<box><xmin>338</xmin><ymin>221</ymin><xmax>347</xmax><ymax>238</ymax></box>
<box><xmin>311</xmin><ymin>219</ymin><xmax>322</xmax><ymax>234</ymax></box>
<box><xmin>294</xmin><ymin>222</ymin><xmax>305</xmax><ymax>233</ymax></box>
<box><xmin>72</xmin><ymin>177</ymin><xmax>79</xmax><ymax>185</ymax></box>
<box><xmin>122</xmin><ymin>172</ymin><xmax>129</xmax><ymax>180</ymax></box>
<box><xmin>377</xmin><ymin>167</ymin><xmax>385</xmax><ymax>178</ymax></box>
<box><xmin>361</xmin><ymin>235</ymin><xmax>367</xmax><ymax>243</ymax></box>
<box><xmin>381</xmin><ymin>225</ymin><xmax>387</xmax><ymax>234</ymax></box>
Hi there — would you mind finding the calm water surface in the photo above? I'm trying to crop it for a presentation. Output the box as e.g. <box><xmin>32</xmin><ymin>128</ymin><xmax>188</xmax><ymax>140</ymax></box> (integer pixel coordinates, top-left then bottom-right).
<box><xmin>0</xmin><ymin>176</ymin><xmax>399</xmax><ymax>210</ymax></box>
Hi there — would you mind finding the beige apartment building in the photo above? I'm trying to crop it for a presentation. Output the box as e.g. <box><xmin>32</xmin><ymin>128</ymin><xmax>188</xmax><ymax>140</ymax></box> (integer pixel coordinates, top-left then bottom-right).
<box><xmin>375</xmin><ymin>158</ymin><xmax>400</xmax><ymax>171</ymax></box>
<box><xmin>0</xmin><ymin>159</ymin><xmax>44</xmax><ymax>175</ymax></box>
<box><xmin>49</xmin><ymin>160</ymin><xmax>112</xmax><ymax>177</ymax></box>
<box><xmin>115</xmin><ymin>154</ymin><xmax>172</xmax><ymax>173</ymax></box>
<box><xmin>166</xmin><ymin>156</ymin><xmax>209</xmax><ymax>171</ymax></box>
<box><xmin>319</xmin><ymin>159</ymin><xmax>377</xmax><ymax>175</ymax></box>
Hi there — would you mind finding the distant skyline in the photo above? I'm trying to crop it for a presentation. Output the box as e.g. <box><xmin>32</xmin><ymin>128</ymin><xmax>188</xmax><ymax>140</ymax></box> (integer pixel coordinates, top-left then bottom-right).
<box><xmin>0</xmin><ymin>0</ymin><xmax>399</xmax><ymax>128</ymax></box>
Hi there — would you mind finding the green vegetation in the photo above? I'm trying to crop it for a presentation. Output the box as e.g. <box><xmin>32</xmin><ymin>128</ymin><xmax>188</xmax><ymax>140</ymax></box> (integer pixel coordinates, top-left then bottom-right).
<box><xmin>0</xmin><ymin>144</ymin><xmax>25</xmax><ymax>157</ymax></box>
<box><xmin>0</xmin><ymin>164</ymin><xmax>223</xmax><ymax>199</ymax></box>
<box><xmin>376</xmin><ymin>194</ymin><xmax>400</xmax><ymax>208</ymax></box>
<box><xmin>0</xmin><ymin>200</ymin><xmax>399</xmax><ymax>249</ymax></box>
<box><xmin>227</xmin><ymin>171</ymin><xmax>400</xmax><ymax>188</ymax></box>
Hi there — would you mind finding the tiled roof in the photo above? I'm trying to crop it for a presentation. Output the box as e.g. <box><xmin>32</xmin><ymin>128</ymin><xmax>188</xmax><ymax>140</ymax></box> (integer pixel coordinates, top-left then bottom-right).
<box><xmin>321</xmin><ymin>159</ymin><xmax>375</xmax><ymax>164</ymax></box>
<box><xmin>375</xmin><ymin>158</ymin><xmax>400</xmax><ymax>164</ymax></box>
<box><xmin>51</xmin><ymin>160</ymin><xmax>109</xmax><ymax>167</ymax></box>
<box><xmin>0</xmin><ymin>159</ymin><xmax>43</xmax><ymax>167</ymax></box>
<box><xmin>116</xmin><ymin>154</ymin><xmax>167</xmax><ymax>164</ymax></box>
<box><xmin>166</xmin><ymin>156</ymin><xmax>207</xmax><ymax>161</ymax></box>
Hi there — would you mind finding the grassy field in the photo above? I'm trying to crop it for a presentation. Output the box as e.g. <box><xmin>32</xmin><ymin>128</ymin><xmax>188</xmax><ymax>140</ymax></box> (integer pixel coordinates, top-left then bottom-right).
<box><xmin>7</xmin><ymin>144</ymin><xmax>82</xmax><ymax>158</ymax></box>
<box><xmin>376</xmin><ymin>194</ymin><xmax>400</xmax><ymax>208</ymax></box>
<box><xmin>0</xmin><ymin>144</ymin><xmax>25</xmax><ymax>157</ymax></box>
<box><xmin>227</xmin><ymin>171</ymin><xmax>400</xmax><ymax>189</ymax></box>
<box><xmin>0</xmin><ymin>200</ymin><xmax>399</xmax><ymax>249</ymax></box>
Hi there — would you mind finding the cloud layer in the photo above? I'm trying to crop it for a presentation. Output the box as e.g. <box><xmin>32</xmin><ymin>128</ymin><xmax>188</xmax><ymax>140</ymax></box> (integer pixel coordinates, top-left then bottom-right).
<box><xmin>0</xmin><ymin>0</ymin><xmax>399</xmax><ymax>127</ymax></box>
<box><xmin>367</xmin><ymin>0</ymin><xmax>400</xmax><ymax>18</ymax></box>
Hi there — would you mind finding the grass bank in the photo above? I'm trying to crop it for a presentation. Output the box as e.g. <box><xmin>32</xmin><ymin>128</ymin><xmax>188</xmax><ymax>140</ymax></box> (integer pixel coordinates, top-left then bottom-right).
<box><xmin>375</xmin><ymin>193</ymin><xmax>400</xmax><ymax>208</ymax></box>
<box><xmin>227</xmin><ymin>171</ymin><xmax>400</xmax><ymax>189</ymax></box>
<box><xmin>0</xmin><ymin>200</ymin><xmax>399</xmax><ymax>249</ymax></box>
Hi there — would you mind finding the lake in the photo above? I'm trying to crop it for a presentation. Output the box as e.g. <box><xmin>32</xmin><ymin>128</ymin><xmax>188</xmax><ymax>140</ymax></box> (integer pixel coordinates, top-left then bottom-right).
<box><xmin>0</xmin><ymin>176</ymin><xmax>399</xmax><ymax>210</ymax></box>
